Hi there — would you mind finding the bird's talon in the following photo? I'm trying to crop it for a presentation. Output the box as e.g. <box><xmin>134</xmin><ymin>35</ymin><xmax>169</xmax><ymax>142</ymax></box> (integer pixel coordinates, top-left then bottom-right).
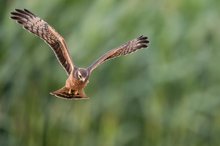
<box><xmin>68</xmin><ymin>89</ymin><xmax>72</xmax><ymax>94</ymax></box>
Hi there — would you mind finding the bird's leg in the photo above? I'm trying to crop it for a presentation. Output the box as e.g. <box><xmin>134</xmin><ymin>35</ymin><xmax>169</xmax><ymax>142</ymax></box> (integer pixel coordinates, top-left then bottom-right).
<box><xmin>68</xmin><ymin>89</ymin><xmax>72</xmax><ymax>94</ymax></box>
<box><xmin>74</xmin><ymin>90</ymin><xmax>80</xmax><ymax>96</ymax></box>
<box><xmin>68</xmin><ymin>88</ymin><xmax>79</xmax><ymax>96</ymax></box>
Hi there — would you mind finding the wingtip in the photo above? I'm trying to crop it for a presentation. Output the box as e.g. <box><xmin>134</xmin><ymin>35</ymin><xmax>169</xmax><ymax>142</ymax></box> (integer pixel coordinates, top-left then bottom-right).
<box><xmin>12</xmin><ymin>8</ymin><xmax>35</xmax><ymax>16</ymax></box>
<box><xmin>24</xmin><ymin>9</ymin><xmax>31</xmax><ymax>13</ymax></box>
<box><xmin>24</xmin><ymin>9</ymin><xmax>33</xmax><ymax>14</ymax></box>
<box><xmin>135</xmin><ymin>35</ymin><xmax>149</xmax><ymax>49</ymax></box>
<box><xmin>10</xmin><ymin>10</ymin><xmax>19</xmax><ymax>16</ymax></box>
<box><xmin>139</xmin><ymin>35</ymin><xmax>148</xmax><ymax>39</ymax></box>
<box><xmin>137</xmin><ymin>34</ymin><xmax>149</xmax><ymax>43</ymax></box>
<box><xmin>15</xmin><ymin>8</ymin><xmax>22</xmax><ymax>12</ymax></box>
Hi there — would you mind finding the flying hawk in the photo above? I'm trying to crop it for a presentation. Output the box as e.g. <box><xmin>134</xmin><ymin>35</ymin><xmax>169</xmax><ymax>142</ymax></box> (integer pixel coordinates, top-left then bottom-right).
<box><xmin>10</xmin><ymin>9</ymin><xmax>149</xmax><ymax>100</ymax></box>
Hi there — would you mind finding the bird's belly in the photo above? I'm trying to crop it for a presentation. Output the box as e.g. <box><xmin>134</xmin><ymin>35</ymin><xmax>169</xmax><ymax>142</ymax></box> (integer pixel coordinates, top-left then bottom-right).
<box><xmin>75</xmin><ymin>80</ymin><xmax>89</xmax><ymax>90</ymax></box>
<box><xmin>66</xmin><ymin>79</ymin><xmax>88</xmax><ymax>91</ymax></box>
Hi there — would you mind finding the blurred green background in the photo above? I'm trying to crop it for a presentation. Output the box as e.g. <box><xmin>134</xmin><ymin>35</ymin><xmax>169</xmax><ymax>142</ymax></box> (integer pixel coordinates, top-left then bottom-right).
<box><xmin>1</xmin><ymin>0</ymin><xmax>220</xmax><ymax>146</ymax></box>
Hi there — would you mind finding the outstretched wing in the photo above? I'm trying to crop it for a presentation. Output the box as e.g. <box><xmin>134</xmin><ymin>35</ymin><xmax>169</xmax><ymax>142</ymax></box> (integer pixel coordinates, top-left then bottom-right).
<box><xmin>10</xmin><ymin>9</ymin><xmax>74</xmax><ymax>75</ymax></box>
<box><xmin>87</xmin><ymin>35</ymin><xmax>149</xmax><ymax>73</ymax></box>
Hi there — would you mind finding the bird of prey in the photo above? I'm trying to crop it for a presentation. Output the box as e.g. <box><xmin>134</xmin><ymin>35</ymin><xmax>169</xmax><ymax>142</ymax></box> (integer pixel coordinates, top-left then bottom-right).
<box><xmin>10</xmin><ymin>9</ymin><xmax>149</xmax><ymax>100</ymax></box>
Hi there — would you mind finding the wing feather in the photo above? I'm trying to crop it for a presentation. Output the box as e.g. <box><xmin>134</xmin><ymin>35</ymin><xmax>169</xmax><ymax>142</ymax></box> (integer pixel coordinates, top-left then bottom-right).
<box><xmin>10</xmin><ymin>9</ymin><xmax>74</xmax><ymax>75</ymax></box>
<box><xmin>88</xmin><ymin>35</ymin><xmax>149</xmax><ymax>73</ymax></box>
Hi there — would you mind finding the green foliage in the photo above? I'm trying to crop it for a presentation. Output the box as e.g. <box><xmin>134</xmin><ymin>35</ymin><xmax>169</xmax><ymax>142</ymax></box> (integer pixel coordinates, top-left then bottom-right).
<box><xmin>1</xmin><ymin>0</ymin><xmax>220</xmax><ymax>146</ymax></box>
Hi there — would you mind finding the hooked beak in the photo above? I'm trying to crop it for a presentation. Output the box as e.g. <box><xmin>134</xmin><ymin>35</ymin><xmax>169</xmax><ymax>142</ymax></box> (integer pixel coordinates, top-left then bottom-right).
<box><xmin>80</xmin><ymin>77</ymin><xmax>86</xmax><ymax>82</ymax></box>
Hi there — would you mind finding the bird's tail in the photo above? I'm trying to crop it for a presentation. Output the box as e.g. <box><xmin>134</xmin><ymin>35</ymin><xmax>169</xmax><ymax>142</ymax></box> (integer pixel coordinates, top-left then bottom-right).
<box><xmin>50</xmin><ymin>86</ymin><xmax>89</xmax><ymax>100</ymax></box>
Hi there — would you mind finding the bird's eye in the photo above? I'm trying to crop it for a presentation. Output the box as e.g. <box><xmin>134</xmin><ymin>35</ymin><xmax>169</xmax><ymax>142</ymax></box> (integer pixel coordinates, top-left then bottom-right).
<box><xmin>78</xmin><ymin>73</ymin><xmax>82</xmax><ymax>79</ymax></box>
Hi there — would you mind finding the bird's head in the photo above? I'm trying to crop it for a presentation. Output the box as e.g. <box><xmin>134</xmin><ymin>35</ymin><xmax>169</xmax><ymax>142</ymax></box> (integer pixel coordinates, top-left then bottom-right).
<box><xmin>75</xmin><ymin>68</ymin><xmax>89</xmax><ymax>82</ymax></box>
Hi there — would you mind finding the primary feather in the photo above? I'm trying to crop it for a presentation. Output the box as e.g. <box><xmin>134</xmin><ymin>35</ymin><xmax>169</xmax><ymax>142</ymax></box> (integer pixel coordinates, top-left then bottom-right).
<box><xmin>10</xmin><ymin>9</ymin><xmax>74</xmax><ymax>75</ymax></box>
<box><xmin>88</xmin><ymin>35</ymin><xmax>149</xmax><ymax>73</ymax></box>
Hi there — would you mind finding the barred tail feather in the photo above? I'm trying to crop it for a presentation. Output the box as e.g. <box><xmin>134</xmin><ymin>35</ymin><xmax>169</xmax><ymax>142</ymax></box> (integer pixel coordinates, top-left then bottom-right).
<box><xmin>50</xmin><ymin>87</ymin><xmax>89</xmax><ymax>100</ymax></box>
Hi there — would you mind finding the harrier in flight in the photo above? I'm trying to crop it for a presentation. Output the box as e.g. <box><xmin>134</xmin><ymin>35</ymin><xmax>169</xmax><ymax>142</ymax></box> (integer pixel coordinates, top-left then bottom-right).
<box><xmin>10</xmin><ymin>9</ymin><xmax>149</xmax><ymax>100</ymax></box>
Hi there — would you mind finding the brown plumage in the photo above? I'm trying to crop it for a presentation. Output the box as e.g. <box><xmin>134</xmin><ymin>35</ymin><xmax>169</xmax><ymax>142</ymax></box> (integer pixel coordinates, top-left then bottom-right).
<box><xmin>10</xmin><ymin>9</ymin><xmax>149</xmax><ymax>100</ymax></box>
<box><xmin>10</xmin><ymin>9</ymin><xmax>73</xmax><ymax>75</ymax></box>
